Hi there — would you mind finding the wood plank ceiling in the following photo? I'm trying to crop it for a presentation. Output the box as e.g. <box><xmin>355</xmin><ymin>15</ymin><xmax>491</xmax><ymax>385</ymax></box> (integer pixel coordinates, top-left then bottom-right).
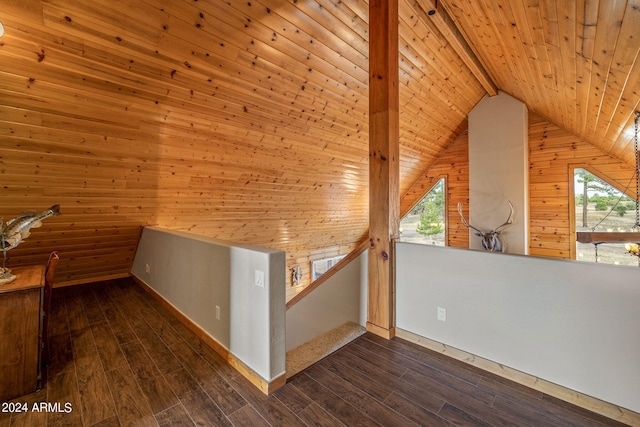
<box><xmin>0</xmin><ymin>0</ymin><xmax>638</xmax><ymax>287</ymax></box>
<box><xmin>443</xmin><ymin>0</ymin><xmax>640</xmax><ymax>165</ymax></box>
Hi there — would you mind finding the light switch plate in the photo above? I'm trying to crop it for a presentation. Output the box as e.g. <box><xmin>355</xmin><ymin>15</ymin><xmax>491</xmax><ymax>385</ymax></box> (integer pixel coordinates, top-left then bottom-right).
<box><xmin>255</xmin><ymin>270</ymin><xmax>265</xmax><ymax>287</ymax></box>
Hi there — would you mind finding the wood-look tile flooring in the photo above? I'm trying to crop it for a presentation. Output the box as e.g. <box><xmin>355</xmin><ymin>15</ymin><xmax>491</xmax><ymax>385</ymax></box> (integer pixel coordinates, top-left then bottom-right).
<box><xmin>0</xmin><ymin>278</ymin><xmax>628</xmax><ymax>426</ymax></box>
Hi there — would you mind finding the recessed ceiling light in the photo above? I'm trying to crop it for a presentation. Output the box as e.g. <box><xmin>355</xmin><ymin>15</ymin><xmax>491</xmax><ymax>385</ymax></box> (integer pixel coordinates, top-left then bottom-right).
<box><xmin>0</xmin><ymin>22</ymin><xmax>4</xmax><ymax>38</ymax></box>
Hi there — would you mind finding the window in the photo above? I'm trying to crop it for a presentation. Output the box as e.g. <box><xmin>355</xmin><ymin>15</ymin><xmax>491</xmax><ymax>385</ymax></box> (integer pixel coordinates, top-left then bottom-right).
<box><xmin>400</xmin><ymin>178</ymin><xmax>445</xmax><ymax>245</ymax></box>
<box><xmin>574</xmin><ymin>168</ymin><xmax>638</xmax><ymax>265</ymax></box>
<box><xmin>311</xmin><ymin>255</ymin><xmax>345</xmax><ymax>281</ymax></box>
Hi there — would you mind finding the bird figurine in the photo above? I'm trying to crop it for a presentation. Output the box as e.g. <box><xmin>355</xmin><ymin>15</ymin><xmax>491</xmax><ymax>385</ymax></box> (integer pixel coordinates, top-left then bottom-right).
<box><xmin>0</xmin><ymin>204</ymin><xmax>61</xmax><ymax>285</ymax></box>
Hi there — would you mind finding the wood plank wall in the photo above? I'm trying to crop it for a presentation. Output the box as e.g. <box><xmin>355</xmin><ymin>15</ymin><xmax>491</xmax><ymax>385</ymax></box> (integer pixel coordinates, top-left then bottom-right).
<box><xmin>0</xmin><ymin>0</ymin><xmax>368</xmax><ymax>286</ymax></box>
<box><xmin>529</xmin><ymin>113</ymin><xmax>635</xmax><ymax>259</ymax></box>
<box><xmin>402</xmin><ymin>113</ymin><xmax>636</xmax><ymax>260</ymax></box>
<box><xmin>0</xmin><ymin>0</ymin><xmax>481</xmax><ymax>288</ymax></box>
<box><xmin>4</xmin><ymin>0</ymin><xmax>634</xmax><ymax>290</ymax></box>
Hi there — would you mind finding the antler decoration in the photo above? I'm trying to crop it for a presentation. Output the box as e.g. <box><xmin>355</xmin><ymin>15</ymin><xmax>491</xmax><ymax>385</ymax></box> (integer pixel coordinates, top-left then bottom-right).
<box><xmin>493</xmin><ymin>201</ymin><xmax>515</xmax><ymax>233</ymax></box>
<box><xmin>458</xmin><ymin>201</ymin><xmax>514</xmax><ymax>252</ymax></box>
<box><xmin>457</xmin><ymin>203</ymin><xmax>482</xmax><ymax>234</ymax></box>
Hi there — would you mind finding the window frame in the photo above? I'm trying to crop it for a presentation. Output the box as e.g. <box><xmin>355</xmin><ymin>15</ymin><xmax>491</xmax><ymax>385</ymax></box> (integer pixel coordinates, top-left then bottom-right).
<box><xmin>569</xmin><ymin>164</ymin><xmax>636</xmax><ymax>263</ymax></box>
<box><xmin>311</xmin><ymin>255</ymin><xmax>346</xmax><ymax>281</ymax></box>
<box><xmin>400</xmin><ymin>176</ymin><xmax>447</xmax><ymax>246</ymax></box>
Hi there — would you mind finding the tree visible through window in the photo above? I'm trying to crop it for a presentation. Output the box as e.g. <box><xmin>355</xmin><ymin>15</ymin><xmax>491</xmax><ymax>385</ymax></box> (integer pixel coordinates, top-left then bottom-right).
<box><xmin>574</xmin><ymin>168</ymin><xmax>638</xmax><ymax>265</ymax></box>
<box><xmin>400</xmin><ymin>178</ymin><xmax>445</xmax><ymax>245</ymax></box>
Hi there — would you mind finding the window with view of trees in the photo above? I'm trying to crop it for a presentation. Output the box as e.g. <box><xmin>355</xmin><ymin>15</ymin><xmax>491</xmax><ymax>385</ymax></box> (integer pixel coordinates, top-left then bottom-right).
<box><xmin>400</xmin><ymin>178</ymin><xmax>445</xmax><ymax>245</ymax></box>
<box><xmin>574</xmin><ymin>168</ymin><xmax>638</xmax><ymax>265</ymax></box>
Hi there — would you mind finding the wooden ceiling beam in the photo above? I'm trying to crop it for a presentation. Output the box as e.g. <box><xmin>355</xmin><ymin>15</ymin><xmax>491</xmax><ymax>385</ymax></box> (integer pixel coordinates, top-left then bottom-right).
<box><xmin>414</xmin><ymin>0</ymin><xmax>499</xmax><ymax>97</ymax></box>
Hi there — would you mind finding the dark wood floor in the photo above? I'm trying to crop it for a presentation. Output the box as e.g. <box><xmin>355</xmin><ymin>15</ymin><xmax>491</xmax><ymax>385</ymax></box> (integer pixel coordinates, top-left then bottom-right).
<box><xmin>0</xmin><ymin>278</ymin><xmax>628</xmax><ymax>426</ymax></box>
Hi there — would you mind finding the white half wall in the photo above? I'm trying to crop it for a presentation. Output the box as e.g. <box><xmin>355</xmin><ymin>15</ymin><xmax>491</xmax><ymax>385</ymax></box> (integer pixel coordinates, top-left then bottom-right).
<box><xmin>396</xmin><ymin>242</ymin><xmax>640</xmax><ymax>413</ymax></box>
<box><xmin>286</xmin><ymin>252</ymin><xmax>367</xmax><ymax>351</ymax></box>
<box><xmin>131</xmin><ymin>226</ymin><xmax>286</xmax><ymax>383</ymax></box>
<box><xmin>468</xmin><ymin>91</ymin><xmax>529</xmax><ymax>254</ymax></box>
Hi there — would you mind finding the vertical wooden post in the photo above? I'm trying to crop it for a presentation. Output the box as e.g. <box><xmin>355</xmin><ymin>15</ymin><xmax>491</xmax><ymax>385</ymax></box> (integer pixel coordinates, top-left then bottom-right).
<box><xmin>368</xmin><ymin>0</ymin><xmax>399</xmax><ymax>339</ymax></box>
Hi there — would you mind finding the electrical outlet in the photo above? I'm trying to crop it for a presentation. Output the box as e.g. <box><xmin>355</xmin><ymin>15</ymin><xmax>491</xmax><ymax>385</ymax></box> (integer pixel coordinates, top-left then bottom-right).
<box><xmin>215</xmin><ymin>306</ymin><xmax>220</xmax><ymax>320</ymax></box>
<box><xmin>255</xmin><ymin>270</ymin><xmax>265</xmax><ymax>287</ymax></box>
<box><xmin>145</xmin><ymin>263</ymin><xmax>151</xmax><ymax>274</ymax></box>
<box><xmin>437</xmin><ymin>307</ymin><xmax>447</xmax><ymax>322</ymax></box>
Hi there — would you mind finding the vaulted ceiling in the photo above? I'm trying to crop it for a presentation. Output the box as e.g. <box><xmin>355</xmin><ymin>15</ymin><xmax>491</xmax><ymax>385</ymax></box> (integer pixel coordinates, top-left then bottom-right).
<box><xmin>444</xmin><ymin>0</ymin><xmax>640</xmax><ymax>165</ymax></box>
<box><xmin>0</xmin><ymin>0</ymin><xmax>638</xmax><ymax>286</ymax></box>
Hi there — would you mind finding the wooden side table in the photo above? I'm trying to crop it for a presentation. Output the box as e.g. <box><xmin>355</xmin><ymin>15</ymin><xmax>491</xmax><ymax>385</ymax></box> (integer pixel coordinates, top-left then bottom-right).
<box><xmin>0</xmin><ymin>265</ymin><xmax>45</xmax><ymax>402</ymax></box>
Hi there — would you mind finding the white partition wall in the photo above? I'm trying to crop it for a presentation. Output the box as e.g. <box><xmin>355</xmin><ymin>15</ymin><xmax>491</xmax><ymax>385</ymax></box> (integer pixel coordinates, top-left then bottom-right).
<box><xmin>132</xmin><ymin>227</ymin><xmax>286</xmax><ymax>385</ymax></box>
<box><xmin>396</xmin><ymin>242</ymin><xmax>640</xmax><ymax>414</ymax></box>
<box><xmin>468</xmin><ymin>91</ymin><xmax>529</xmax><ymax>254</ymax></box>
<box><xmin>286</xmin><ymin>252</ymin><xmax>367</xmax><ymax>351</ymax></box>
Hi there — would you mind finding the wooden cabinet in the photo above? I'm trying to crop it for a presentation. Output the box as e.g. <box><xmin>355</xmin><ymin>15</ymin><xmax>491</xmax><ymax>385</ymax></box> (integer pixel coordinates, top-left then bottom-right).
<box><xmin>0</xmin><ymin>265</ymin><xmax>44</xmax><ymax>402</ymax></box>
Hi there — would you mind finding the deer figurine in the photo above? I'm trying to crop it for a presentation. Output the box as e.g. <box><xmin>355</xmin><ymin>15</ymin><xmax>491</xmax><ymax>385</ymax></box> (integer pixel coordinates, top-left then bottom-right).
<box><xmin>457</xmin><ymin>201</ymin><xmax>514</xmax><ymax>252</ymax></box>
